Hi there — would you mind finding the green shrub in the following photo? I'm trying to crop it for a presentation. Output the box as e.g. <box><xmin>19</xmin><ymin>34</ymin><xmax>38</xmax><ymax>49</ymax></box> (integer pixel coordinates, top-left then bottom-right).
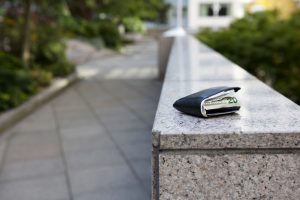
<box><xmin>122</xmin><ymin>17</ymin><xmax>146</xmax><ymax>34</ymax></box>
<box><xmin>63</xmin><ymin>18</ymin><xmax>100</xmax><ymax>37</ymax></box>
<box><xmin>197</xmin><ymin>11</ymin><xmax>300</xmax><ymax>104</ymax></box>
<box><xmin>48</xmin><ymin>61</ymin><xmax>75</xmax><ymax>77</ymax></box>
<box><xmin>61</xmin><ymin>17</ymin><xmax>122</xmax><ymax>49</ymax></box>
<box><xmin>1</xmin><ymin>17</ymin><xmax>74</xmax><ymax>79</ymax></box>
<box><xmin>59</xmin><ymin>17</ymin><xmax>83</xmax><ymax>37</ymax></box>
<box><xmin>0</xmin><ymin>18</ymin><xmax>23</xmax><ymax>56</ymax></box>
<box><xmin>0</xmin><ymin>5</ymin><xmax>76</xmax><ymax>112</ymax></box>
<box><xmin>98</xmin><ymin>20</ymin><xmax>122</xmax><ymax>49</ymax></box>
<box><xmin>30</xmin><ymin>69</ymin><xmax>52</xmax><ymax>87</ymax></box>
<box><xmin>31</xmin><ymin>25</ymin><xmax>75</xmax><ymax>77</ymax></box>
<box><xmin>0</xmin><ymin>52</ymin><xmax>38</xmax><ymax>111</ymax></box>
<box><xmin>0</xmin><ymin>51</ymin><xmax>24</xmax><ymax>70</ymax></box>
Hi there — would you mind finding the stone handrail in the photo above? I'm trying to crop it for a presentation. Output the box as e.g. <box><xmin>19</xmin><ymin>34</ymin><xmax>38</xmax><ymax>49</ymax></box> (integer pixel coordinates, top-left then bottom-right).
<box><xmin>152</xmin><ymin>35</ymin><xmax>300</xmax><ymax>200</ymax></box>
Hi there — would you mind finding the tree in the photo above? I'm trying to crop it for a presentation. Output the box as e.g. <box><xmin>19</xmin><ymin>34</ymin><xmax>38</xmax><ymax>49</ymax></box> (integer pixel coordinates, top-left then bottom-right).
<box><xmin>21</xmin><ymin>0</ymin><xmax>32</xmax><ymax>67</ymax></box>
<box><xmin>64</xmin><ymin>0</ymin><xmax>165</xmax><ymax>21</ymax></box>
<box><xmin>1</xmin><ymin>0</ymin><xmax>67</xmax><ymax>66</ymax></box>
<box><xmin>99</xmin><ymin>0</ymin><xmax>164</xmax><ymax>21</ymax></box>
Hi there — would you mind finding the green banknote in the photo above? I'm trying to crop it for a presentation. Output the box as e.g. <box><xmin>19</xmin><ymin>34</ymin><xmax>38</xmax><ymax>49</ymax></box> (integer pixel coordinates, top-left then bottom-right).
<box><xmin>204</xmin><ymin>92</ymin><xmax>239</xmax><ymax>110</ymax></box>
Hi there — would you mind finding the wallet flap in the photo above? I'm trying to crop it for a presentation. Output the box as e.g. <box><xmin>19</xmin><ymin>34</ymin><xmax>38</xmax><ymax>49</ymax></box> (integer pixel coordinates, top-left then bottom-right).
<box><xmin>173</xmin><ymin>86</ymin><xmax>241</xmax><ymax>118</ymax></box>
<box><xmin>185</xmin><ymin>86</ymin><xmax>240</xmax><ymax>100</ymax></box>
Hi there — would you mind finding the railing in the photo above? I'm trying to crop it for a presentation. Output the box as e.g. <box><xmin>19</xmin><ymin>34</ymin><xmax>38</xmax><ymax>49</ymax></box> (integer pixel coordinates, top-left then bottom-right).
<box><xmin>152</xmin><ymin>35</ymin><xmax>300</xmax><ymax>200</ymax></box>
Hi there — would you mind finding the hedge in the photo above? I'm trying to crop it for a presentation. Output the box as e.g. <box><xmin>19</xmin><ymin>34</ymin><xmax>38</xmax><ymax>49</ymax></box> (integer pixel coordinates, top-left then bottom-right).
<box><xmin>197</xmin><ymin>11</ymin><xmax>300</xmax><ymax>104</ymax></box>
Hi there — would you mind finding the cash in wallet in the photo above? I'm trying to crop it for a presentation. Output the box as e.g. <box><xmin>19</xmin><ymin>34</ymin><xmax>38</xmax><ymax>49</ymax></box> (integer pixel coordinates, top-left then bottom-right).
<box><xmin>173</xmin><ymin>86</ymin><xmax>241</xmax><ymax>118</ymax></box>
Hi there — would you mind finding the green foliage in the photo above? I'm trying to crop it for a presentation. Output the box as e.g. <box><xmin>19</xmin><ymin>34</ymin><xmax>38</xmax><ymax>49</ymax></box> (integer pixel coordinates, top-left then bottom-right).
<box><xmin>31</xmin><ymin>25</ymin><xmax>65</xmax><ymax>63</ymax></box>
<box><xmin>64</xmin><ymin>0</ymin><xmax>165</xmax><ymax>21</ymax></box>
<box><xmin>96</xmin><ymin>0</ymin><xmax>165</xmax><ymax>21</ymax></box>
<box><xmin>0</xmin><ymin>18</ymin><xmax>23</xmax><ymax>56</ymax></box>
<box><xmin>98</xmin><ymin>21</ymin><xmax>122</xmax><ymax>49</ymax></box>
<box><xmin>0</xmin><ymin>52</ymin><xmax>38</xmax><ymax>111</ymax></box>
<box><xmin>31</xmin><ymin>70</ymin><xmax>52</xmax><ymax>87</ymax></box>
<box><xmin>0</xmin><ymin>1</ymin><xmax>74</xmax><ymax>112</ymax></box>
<box><xmin>82</xmin><ymin>21</ymin><xmax>101</xmax><ymax>37</ymax></box>
<box><xmin>0</xmin><ymin>51</ymin><xmax>58</xmax><ymax>111</ymax></box>
<box><xmin>30</xmin><ymin>24</ymin><xmax>75</xmax><ymax>76</ymax></box>
<box><xmin>47</xmin><ymin>62</ymin><xmax>75</xmax><ymax>77</ymax></box>
<box><xmin>197</xmin><ymin>11</ymin><xmax>300</xmax><ymax>104</ymax></box>
<box><xmin>122</xmin><ymin>17</ymin><xmax>145</xmax><ymax>34</ymax></box>
<box><xmin>61</xmin><ymin>0</ymin><xmax>167</xmax><ymax>49</ymax></box>
<box><xmin>60</xmin><ymin>17</ymin><xmax>122</xmax><ymax>49</ymax></box>
<box><xmin>0</xmin><ymin>0</ymin><xmax>167</xmax><ymax>112</ymax></box>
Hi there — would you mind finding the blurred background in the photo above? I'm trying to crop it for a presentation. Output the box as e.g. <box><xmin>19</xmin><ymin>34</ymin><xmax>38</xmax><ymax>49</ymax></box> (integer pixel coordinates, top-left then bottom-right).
<box><xmin>166</xmin><ymin>0</ymin><xmax>300</xmax><ymax>104</ymax></box>
<box><xmin>0</xmin><ymin>0</ymin><xmax>299</xmax><ymax>112</ymax></box>
<box><xmin>0</xmin><ymin>0</ymin><xmax>168</xmax><ymax>112</ymax></box>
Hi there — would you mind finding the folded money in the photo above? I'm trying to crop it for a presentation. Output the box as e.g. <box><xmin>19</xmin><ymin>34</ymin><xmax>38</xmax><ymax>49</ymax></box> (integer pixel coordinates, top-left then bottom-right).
<box><xmin>173</xmin><ymin>86</ymin><xmax>241</xmax><ymax>117</ymax></box>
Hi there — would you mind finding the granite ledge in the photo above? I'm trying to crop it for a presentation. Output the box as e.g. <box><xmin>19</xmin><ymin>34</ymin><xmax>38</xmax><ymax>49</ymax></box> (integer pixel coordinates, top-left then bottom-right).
<box><xmin>152</xmin><ymin>79</ymin><xmax>300</xmax><ymax>150</ymax></box>
<box><xmin>152</xmin><ymin>34</ymin><xmax>300</xmax><ymax>200</ymax></box>
<box><xmin>164</xmin><ymin>36</ymin><xmax>256</xmax><ymax>82</ymax></box>
<box><xmin>158</xmin><ymin>132</ymin><xmax>300</xmax><ymax>150</ymax></box>
<box><xmin>159</xmin><ymin>152</ymin><xmax>300</xmax><ymax>200</ymax></box>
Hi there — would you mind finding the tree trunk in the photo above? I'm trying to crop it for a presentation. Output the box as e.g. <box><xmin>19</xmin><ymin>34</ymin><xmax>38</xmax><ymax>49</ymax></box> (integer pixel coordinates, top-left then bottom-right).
<box><xmin>21</xmin><ymin>0</ymin><xmax>32</xmax><ymax>67</ymax></box>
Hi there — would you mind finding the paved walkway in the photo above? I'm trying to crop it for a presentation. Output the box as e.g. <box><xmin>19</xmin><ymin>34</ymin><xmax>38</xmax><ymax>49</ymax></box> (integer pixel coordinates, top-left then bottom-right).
<box><xmin>0</xmin><ymin>39</ymin><xmax>161</xmax><ymax>200</ymax></box>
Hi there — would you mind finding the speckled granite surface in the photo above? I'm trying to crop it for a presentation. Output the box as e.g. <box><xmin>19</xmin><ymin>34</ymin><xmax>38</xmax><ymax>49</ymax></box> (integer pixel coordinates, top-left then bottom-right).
<box><xmin>153</xmin><ymin>79</ymin><xmax>300</xmax><ymax>149</ymax></box>
<box><xmin>164</xmin><ymin>37</ymin><xmax>256</xmax><ymax>81</ymax></box>
<box><xmin>159</xmin><ymin>152</ymin><xmax>300</xmax><ymax>200</ymax></box>
<box><xmin>152</xmin><ymin>36</ymin><xmax>300</xmax><ymax>150</ymax></box>
<box><xmin>152</xmin><ymin>36</ymin><xmax>300</xmax><ymax>200</ymax></box>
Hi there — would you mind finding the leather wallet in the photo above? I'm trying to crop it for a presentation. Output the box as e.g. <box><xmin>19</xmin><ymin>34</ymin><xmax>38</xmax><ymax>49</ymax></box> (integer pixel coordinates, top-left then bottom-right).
<box><xmin>173</xmin><ymin>86</ymin><xmax>241</xmax><ymax>117</ymax></box>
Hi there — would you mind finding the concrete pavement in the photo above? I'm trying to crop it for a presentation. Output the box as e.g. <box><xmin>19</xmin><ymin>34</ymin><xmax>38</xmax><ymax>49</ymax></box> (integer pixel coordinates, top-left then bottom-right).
<box><xmin>0</xmin><ymin>39</ymin><xmax>161</xmax><ymax>200</ymax></box>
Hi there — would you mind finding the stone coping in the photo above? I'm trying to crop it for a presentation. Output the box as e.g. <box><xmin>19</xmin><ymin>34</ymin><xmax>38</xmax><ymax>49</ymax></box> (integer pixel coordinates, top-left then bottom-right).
<box><xmin>152</xmin><ymin>35</ymin><xmax>300</xmax><ymax>150</ymax></box>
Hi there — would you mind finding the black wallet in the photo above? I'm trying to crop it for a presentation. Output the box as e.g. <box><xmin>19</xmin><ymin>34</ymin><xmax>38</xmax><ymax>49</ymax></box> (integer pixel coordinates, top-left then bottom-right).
<box><xmin>173</xmin><ymin>86</ymin><xmax>241</xmax><ymax>118</ymax></box>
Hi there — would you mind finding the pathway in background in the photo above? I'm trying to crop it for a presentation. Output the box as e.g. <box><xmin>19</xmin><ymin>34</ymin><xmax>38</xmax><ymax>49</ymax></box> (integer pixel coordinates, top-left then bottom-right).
<box><xmin>0</xmin><ymin>39</ymin><xmax>161</xmax><ymax>200</ymax></box>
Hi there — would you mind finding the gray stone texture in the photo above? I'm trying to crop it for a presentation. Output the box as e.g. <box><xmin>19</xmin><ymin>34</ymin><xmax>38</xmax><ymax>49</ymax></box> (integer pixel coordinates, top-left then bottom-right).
<box><xmin>153</xmin><ymin>36</ymin><xmax>300</xmax><ymax>199</ymax></box>
<box><xmin>159</xmin><ymin>152</ymin><xmax>300</xmax><ymax>200</ymax></box>
<box><xmin>153</xmin><ymin>37</ymin><xmax>300</xmax><ymax>150</ymax></box>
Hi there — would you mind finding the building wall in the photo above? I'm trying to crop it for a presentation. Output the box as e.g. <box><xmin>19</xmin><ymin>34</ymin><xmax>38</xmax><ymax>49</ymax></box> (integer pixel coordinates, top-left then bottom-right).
<box><xmin>187</xmin><ymin>0</ymin><xmax>245</xmax><ymax>31</ymax></box>
<box><xmin>247</xmin><ymin>0</ymin><xmax>298</xmax><ymax>18</ymax></box>
<box><xmin>164</xmin><ymin>0</ymin><xmax>298</xmax><ymax>32</ymax></box>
